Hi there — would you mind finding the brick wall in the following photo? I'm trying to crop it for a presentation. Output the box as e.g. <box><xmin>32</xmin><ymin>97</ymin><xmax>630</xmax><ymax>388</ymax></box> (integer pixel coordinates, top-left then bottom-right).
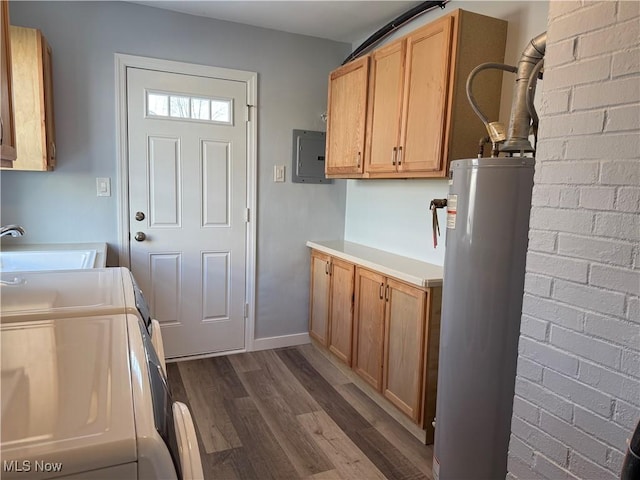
<box><xmin>508</xmin><ymin>1</ymin><xmax>640</xmax><ymax>479</ymax></box>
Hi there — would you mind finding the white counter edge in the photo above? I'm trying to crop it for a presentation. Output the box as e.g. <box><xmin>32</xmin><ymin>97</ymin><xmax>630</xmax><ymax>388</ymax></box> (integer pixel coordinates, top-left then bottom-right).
<box><xmin>306</xmin><ymin>240</ymin><xmax>443</xmax><ymax>288</ymax></box>
<box><xmin>1</xmin><ymin>242</ymin><xmax>108</xmax><ymax>268</ymax></box>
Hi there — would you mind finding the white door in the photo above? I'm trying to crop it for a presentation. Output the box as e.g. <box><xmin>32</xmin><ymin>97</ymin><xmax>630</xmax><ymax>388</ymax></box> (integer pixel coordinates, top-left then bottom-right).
<box><xmin>126</xmin><ymin>67</ymin><xmax>248</xmax><ymax>358</ymax></box>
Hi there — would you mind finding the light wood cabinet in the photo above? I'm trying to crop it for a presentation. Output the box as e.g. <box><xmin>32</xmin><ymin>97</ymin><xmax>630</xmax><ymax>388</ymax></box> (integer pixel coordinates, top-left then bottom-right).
<box><xmin>309</xmin><ymin>250</ymin><xmax>355</xmax><ymax>366</ymax></box>
<box><xmin>4</xmin><ymin>26</ymin><xmax>56</xmax><ymax>171</ymax></box>
<box><xmin>0</xmin><ymin>0</ymin><xmax>16</xmax><ymax>167</ymax></box>
<box><xmin>310</xmin><ymin>247</ymin><xmax>441</xmax><ymax>441</ymax></box>
<box><xmin>353</xmin><ymin>267</ymin><xmax>386</xmax><ymax>390</ymax></box>
<box><xmin>325</xmin><ymin>56</ymin><xmax>368</xmax><ymax>178</ymax></box>
<box><xmin>330</xmin><ymin>9</ymin><xmax>507</xmax><ymax>179</ymax></box>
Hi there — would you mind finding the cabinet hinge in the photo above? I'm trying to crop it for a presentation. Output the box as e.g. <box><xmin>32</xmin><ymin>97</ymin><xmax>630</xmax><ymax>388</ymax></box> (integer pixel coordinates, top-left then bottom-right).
<box><xmin>244</xmin><ymin>303</ymin><xmax>249</xmax><ymax>318</ymax></box>
<box><xmin>246</xmin><ymin>104</ymin><xmax>253</xmax><ymax>122</ymax></box>
<box><xmin>244</xmin><ymin>208</ymin><xmax>250</xmax><ymax>223</ymax></box>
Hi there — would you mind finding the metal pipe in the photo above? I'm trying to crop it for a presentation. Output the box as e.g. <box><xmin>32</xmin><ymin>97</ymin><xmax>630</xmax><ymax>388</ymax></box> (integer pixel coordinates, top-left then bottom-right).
<box><xmin>500</xmin><ymin>31</ymin><xmax>547</xmax><ymax>154</ymax></box>
<box><xmin>526</xmin><ymin>58</ymin><xmax>545</xmax><ymax>140</ymax></box>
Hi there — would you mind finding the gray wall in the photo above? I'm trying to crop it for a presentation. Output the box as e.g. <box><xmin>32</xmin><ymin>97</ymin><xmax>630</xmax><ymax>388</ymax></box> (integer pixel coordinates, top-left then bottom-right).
<box><xmin>344</xmin><ymin>1</ymin><xmax>549</xmax><ymax>266</ymax></box>
<box><xmin>508</xmin><ymin>1</ymin><xmax>640</xmax><ymax>478</ymax></box>
<box><xmin>1</xmin><ymin>1</ymin><xmax>350</xmax><ymax>340</ymax></box>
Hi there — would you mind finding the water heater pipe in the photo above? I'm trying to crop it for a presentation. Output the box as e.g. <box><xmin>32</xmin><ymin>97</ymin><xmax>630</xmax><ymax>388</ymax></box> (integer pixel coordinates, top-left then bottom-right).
<box><xmin>500</xmin><ymin>31</ymin><xmax>547</xmax><ymax>154</ymax></box>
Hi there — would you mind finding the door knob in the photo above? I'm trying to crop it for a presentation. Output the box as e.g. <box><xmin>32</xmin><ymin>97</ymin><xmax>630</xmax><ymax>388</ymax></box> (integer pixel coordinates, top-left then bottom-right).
<box><xmin>134</xmin><ymin>232</ymin><xmax>146</xmax><ymax>242</ymax></box>
<box><xmin>135</xmin><ymin>211</ymin><xmax>146</xmax><ymax>221</ymax></box>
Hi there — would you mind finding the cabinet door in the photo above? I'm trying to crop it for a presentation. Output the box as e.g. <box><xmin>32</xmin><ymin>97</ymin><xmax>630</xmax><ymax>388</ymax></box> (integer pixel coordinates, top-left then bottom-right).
<box><xmin>0</xmin><ymin>1</ymin><xmax>16</xmax><ymax>166</ymax></box>
<box><xmin>383</xmin><ymin>278</ymin><xmax>427</xmax><ymax>422</ymax></box>
<box><xmin>42</xmin><ymin>34</ymin><xmax>56</xmax><ymax>168</ymax></box>
<box><xmin>365</xmin><ymin>42</ymin><xmax>404</xmax><ymax>174</ymax></box>
<box><xmin>353</xmin><ymin>267</ymin><xmax>386</xmax><ymax>391</ymax></box>
<box><xmin>399</xmin><ymin>15</ymin><xmax>453</xmax><ymax>173</ymax></box>
<box><xmin>309</xmin><ymin>251</ymin><xmax>331</xmax><ymax>345</ymax></box>
<box><xmin>328</xmin><ymin>258</ymin><xmax>355</xmax><ymax>366</ymax></box>
<box><xmin>325</xmin><ymin>56</ymin><xmax>368</xmax><ymax>176</ymax></box>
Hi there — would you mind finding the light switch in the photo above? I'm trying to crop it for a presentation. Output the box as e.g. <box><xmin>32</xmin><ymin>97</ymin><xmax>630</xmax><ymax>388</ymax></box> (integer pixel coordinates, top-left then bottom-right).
<box><xmin>96</xmin><ymin>177</ymin><xmax>111</xmax><ymax>197</ymax></box>
<box><xmin>274</xmin><ymin>165</ymin><xmax>285</xmax><ymax>183</ymax></box>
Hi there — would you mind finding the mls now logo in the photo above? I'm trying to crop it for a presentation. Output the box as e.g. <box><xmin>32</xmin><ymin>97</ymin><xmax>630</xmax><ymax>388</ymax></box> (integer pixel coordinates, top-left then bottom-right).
<box><xmin>3</xmin><ymin>460</ymin><xmax>63</xmax><ymax>473</ymax></box>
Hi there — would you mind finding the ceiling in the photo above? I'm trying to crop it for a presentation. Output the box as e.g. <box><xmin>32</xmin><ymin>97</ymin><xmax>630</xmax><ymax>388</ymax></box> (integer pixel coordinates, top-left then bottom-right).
<box><xmin>128</xmin><ymin>1</ymin><xmax>425</xmax><ymax>43</ymax></box>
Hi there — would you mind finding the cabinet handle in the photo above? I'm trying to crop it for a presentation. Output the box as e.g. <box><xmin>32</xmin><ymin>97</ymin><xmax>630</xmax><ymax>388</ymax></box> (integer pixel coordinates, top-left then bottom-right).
<box><xmin>391</xmin><ymin>147</ymin><xmax>397</xmax><ymax>166</ymax></box>
<box><xmin>0</xmin><ymin>117</ymin><xmax>3</xmax><ymax>145</ymax></box>
<box><xmin>397</xmin><ymin>146</ymin><xmax>403</xmax><ymax>165</ymax></box>
<box><xmin>357</xmin><ymin>151</ymin><xmax>361</xmax><ymax>168</ymax></box>
<box><xmin>329</xmin><ymin>261</ymin><xmax>332</xmax><ymax>276</ymax></box>
<box><xmin>385</xmin><ymin>284</ymin><xmax>390</xmax><ymax>302</ymax></box>
<box><xmin>51</xmin><ymin>142</ymin><xmax>56</xmax><ymax>160</ymax></box>
<box><xmin>325</xmin><ymin>261</ymin><xmax>329</xmax><ymax>275</ymax></box>
<box><xmin>379</xmin><ymin>283</ymin><xmax>384</xmax><ymax>300</ymax></box>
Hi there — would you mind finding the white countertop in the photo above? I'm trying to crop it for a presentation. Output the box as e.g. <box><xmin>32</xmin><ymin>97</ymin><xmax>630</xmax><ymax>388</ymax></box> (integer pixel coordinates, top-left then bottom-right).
<box><xmin>1</xmin><ymin>242</ymin><xmax>108</xmax><ymax>268</ymax></box>
<box><xmin>306</xmin><ymin>240</ymin><xmax>443</xmax><ymax>288</ymax></box>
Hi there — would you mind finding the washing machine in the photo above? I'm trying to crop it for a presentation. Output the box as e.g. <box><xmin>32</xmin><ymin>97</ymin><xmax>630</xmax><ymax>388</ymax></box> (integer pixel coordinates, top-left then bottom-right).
<box><xmin>0</xmin><ymin>268</ymin><xmax>202</xmax><ymax>479</ymax></box>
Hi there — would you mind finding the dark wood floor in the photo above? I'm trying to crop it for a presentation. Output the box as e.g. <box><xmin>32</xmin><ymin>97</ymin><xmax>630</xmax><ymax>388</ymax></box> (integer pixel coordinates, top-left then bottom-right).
<box><xmin>166</xmin><ymin>344</ymin><xmax>434</xmax><ymax>480</ymax></box>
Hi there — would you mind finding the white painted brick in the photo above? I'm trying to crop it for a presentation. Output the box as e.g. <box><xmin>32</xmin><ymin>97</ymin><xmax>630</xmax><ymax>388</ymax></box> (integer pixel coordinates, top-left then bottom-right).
<box><xmin>559</xmin><ymin>189</ymin><xmax>580</xmax><ymax>209</ymax></box>
<box><xmin>584</xmin><ymin>312</ymin><xmax>640</xmax><ymax>348</ymax></box>
<box><xmin>536</xmin><ymin>161</ymin><xmax>599</xmax><ymax>185</ymax></box>
<box><xmin>574</xmin><ymin>405</ymin><xmax>632</xmax><ymax>451</ymax></box>
<box><xmin>573</xmin><ymin>77</ymin><xmax>640</xmax><ymax>110</ymax></box>
<box><xmin>621</xmin><ymin>350</ymin><xmax>640</xmax><ymax>379</ymax></box>
<box><xmin>521</xmin><ymin>315</ymin><xmax>550</xmax><ymax>341</ymax></box>
<box><xmin>534</xmin><ymin>453</ymin><xmax>580</xmax><ymax>480</ymax></box>
<box><xmin>616</xmin><ymin>187</ymin><xmax>640</xmax><ymax>213</ymax></box>
<box><xmin>550</xmin><ymin>325</ymin><xmax>623</xmax><ymax>368</ymax></box>
<box><xmin>522</xmin><ymin>294</ymin><xmax>583</xmax><ymax>331</ymax></box>
<box><xmin>600</xmin><ymin>160</ymin><xmax>640</xmax><ymax>186</ymax></box>
<box><xmin>578</xmin><ymin>17</ymin><xmax>639</xmax><ymax>57</ymax></box>
<box><xmin>606</xmin><ymin>104</ymin><xmax>640</xmax><ymax>132</ymax></box>
<box><xmin>540</xmin><ymin>410</ymin><xmax>609</xmax><ymax>464</ymax></box>
<box><xmin>527</xmin><ymin>252</ymin><xmax>589</xmax><ymax>283</ymax></box>
<box><xmin>536</xmin><ymin>138</ymin><xmax>567</xmax><ymax>161</ymax></box>
<box><xmin>509</xmin><ymin>434</ymin><xmax>535</xmax><ymax>463</ymax></box>
<box><xmin>566</xmin><ymin>134</ymin><xmax>640</xmax><ymax>160</ymax></box>
<box><xmin>540</xmin><ymin>89</ymin><xmax>571</xmax><ymax>115</ymax></box>
<box><xmin>629</xmin><ymin>296</ymin><xmax>639</xmax><ymax>323</ymax></box>
<box><xmin>553</xmin><ymin>279</ymin><xmax>627</xmax><ymax>317</ymax></box>
<box><xmin>579</xmin><ymin>186</ymin><xmax>616</xmax><ymax>210</ymax></box>
<box><xmin>557</xmin><ymin>233</ymin><xmax>634</xmax><ymax>267</ymax></box>
<box><xmin>543</xmin><ymin>369</ymin><xmax>614</xmax><ymax>417</ymax></box>
<box><xmin>594</xmin><ymin>211</ymin><xmax>640</xmax><ymax>242</ymax></box>
<box><xmin>544</xmin><ymin>56</ymin><xmax>611</xmax><ymax>89</ymax></box>
<box><xmin>545</xmin><ymin>37</ymin><xmax>576</xmax><ymax>68</ymax></box>
<box><xmin>512</xmin><ymin>416</ymin><xmax>570</xmax><ymax>466</ymax></box>
<box><xmin>506</xmin><ymin>472</ymin><xmax>518</xmax><ymax>480</ymax></box>
<box><xmin>540</xmin><ymin>111</ymin><xmax>605</xmax><ymax>138</ymax></box>
<box><xmin>513</xmin><ymin>394</ymin><xmax>542</xmax><ymax>424</ymax></box>
<box><xmin>517</xmin><ymin>356</ymin><xmax>545</xmax><ymax>383</ymax></box>
<box><xmin>590</xmin><ymin>263</ymin><xmax>640</xmax><ymax>295</ymax></box>
<box><xmin>578</xmin><ymin>361</ymin><xmax>640</xmax><ymax>407</ymax></box>
<box><xmin>607</xmin><ymin>448</ymin><xmax>626</xmax><ymax>476</ymax></box>
<box><xmin>612</xmin><ymin>47</ymin><xmax>640</xmax><ymax>78</ymax></box>
<box><xmin>508</xmin><ymin>454</ymin><xmax>538</xmax><ymax>480</ymax></box>
<box><xmin>532</xmin><ymin>185</ymin><xmax>562</xmax><ymax>207</ymax></box>
<box><xmin>529</xmin><ymin>207</ymin><xmax>594</xmax><ymax>235</ymax></box>
<box><xmin>569</xmin><ymin>451</ymin><xmax>618</xmax><ymax>480</ymax></box>
<box><xmin>525</xmin><ymin>273</ymin><xmax>553</xmax><ymax>297</ymax></box>
<box><xmin>515</xmin><ymin>376</ymin><xmax>574</xmax><ymax>422</ymax></box>
<box><xmin>550</xmin><ymin>2</ymin><xmax>617</xmax><ymax>41</ymax></box>
<box><xmin>520</xmin><ymin>336</ymin><xmax>580</xmax><ymax>376</ymax></box>
<box><xmin>619</xmin><ymin>0</ymin><xmax>640</xmax><ymax>21</ymax></box>
<box><xmin>528</xmin><ymin>230</ymin><xmax>558</xmax><ymax>254</ymax></box>
<box><xmin>614</xmin><ymin>399</ymin><xmax>640</xmax><ymax>430</ymax></box>
<box><xmin>549</xmin><ymin>0</ymin><xmax>583</xmax><ymax>20</ymax></box>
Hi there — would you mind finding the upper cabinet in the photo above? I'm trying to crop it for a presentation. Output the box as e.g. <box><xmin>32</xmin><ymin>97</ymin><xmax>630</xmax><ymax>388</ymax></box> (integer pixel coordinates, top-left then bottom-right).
<box><xmin>3</xmin><ymin>26</ymin><xmax>56</xmax><ymax>171</ymax></box>
<box><xmin>326</xmin><ymin>9</ymin><xmax>507</xmax><ymax>179</ymax></box>
<box><xmin>325</xmin><ymin>56</ymin><xmax>368</xmax><ymax>177</ymax></box>
<box><xmin>0</xmin><ymin>1</ymin><xmax>16</xmax><ymax>167</ymax></box>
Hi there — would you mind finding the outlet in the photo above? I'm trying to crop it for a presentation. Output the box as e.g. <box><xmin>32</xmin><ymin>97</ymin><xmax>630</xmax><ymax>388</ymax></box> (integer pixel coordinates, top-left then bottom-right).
<box><xmin>274</xmin><ymin>165</ymin><xmax>285</xmax><ymax>183</ymax></box>
<box><xmin>96</xmin><ymin>177</ymin><xmax>111</xmax><ymax>197</ymax></box>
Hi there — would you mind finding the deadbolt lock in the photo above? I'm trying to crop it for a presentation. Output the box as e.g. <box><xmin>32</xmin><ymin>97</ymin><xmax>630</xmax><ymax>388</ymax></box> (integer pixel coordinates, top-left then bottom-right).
<box><xmin>135</xmin><ymin>211</ymin><xmax>145</xmax><ymax>221</ymax></box>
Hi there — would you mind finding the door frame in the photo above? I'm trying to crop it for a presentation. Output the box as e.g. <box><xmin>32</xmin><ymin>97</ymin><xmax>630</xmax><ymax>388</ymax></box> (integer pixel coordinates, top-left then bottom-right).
<box><xmin>114</xmin><ymin>53</ymin><xmax>258</xmax><ymax>352</ymax></box>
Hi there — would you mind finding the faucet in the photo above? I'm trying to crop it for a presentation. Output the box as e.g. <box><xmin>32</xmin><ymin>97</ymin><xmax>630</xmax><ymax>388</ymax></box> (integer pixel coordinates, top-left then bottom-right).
<box><xmin>0</xmin><ymin>225</ymin><xmax>26</xmax><ymax>237</ymax></box>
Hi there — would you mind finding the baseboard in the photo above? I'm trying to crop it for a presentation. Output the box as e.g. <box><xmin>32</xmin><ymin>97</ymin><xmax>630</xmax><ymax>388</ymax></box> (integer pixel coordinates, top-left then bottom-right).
<box><xmin>252</xmin><ymin>332</ymin><xmax>311</xmax><ymax>351</ymax></box>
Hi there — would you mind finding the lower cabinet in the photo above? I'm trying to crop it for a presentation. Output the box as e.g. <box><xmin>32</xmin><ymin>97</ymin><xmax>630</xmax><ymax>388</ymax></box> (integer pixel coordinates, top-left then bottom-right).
<box><xmin>309</xmin><ymin>250</ymin><xmax>441</xmax><ymax>442</ymax></box>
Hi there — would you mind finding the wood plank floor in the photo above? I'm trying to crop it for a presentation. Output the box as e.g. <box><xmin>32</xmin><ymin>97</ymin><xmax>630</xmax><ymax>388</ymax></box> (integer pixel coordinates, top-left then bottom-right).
<box><xmin>167</xmin><ymin>344</ymin><xmax>434</xmax><ymax>480</ymax></box>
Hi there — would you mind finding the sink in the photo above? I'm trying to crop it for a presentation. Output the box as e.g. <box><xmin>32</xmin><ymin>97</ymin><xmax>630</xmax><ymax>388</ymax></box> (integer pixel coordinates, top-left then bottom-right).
<box><xmin>0</xmin><ymin>250</ymin><xmax>98</xmax><ymax>272</ymax></box>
